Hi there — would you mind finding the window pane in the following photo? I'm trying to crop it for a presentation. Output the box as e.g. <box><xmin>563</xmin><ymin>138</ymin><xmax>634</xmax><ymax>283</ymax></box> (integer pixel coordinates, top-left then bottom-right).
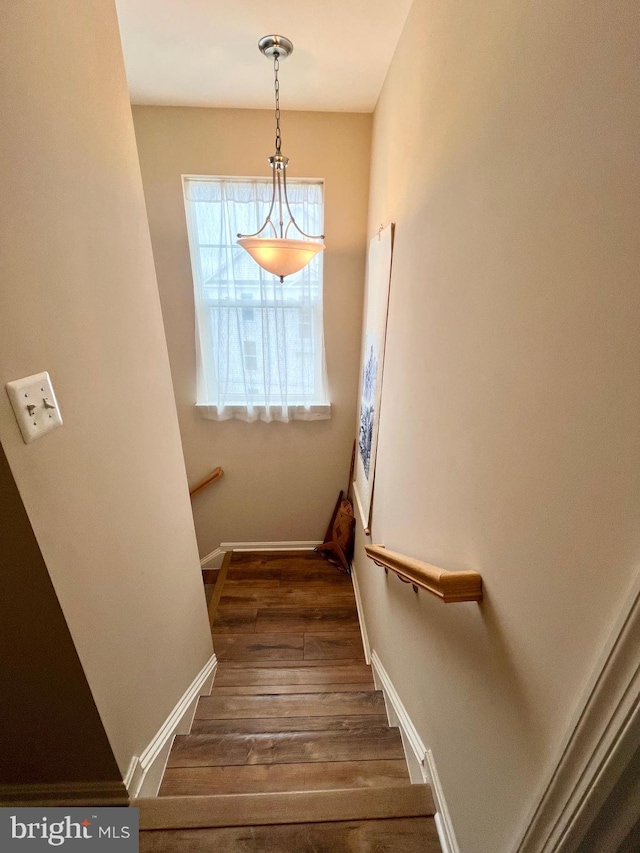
<box><xmin>185</xmin><ymin>176</ymin><xmax>328</xmax><ymax>414</ymax></box>
<box><xmin>208</xmin><ymin>304</ymin><xmax>317</xmax><ymax>402</ymax></box>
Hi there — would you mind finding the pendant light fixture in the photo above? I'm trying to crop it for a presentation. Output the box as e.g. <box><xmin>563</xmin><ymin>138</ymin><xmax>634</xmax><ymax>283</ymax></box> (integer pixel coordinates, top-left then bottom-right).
<box><xmin>237</xmin><ymin>35</ymin><xmax>325</xmax><ymax>282</ymax></box>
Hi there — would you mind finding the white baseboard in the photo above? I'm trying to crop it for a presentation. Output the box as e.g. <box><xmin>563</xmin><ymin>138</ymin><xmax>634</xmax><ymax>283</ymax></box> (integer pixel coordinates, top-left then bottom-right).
<box><xmin>424</xmin><ymin>750</ymin><xmax>460</xmax><ymax>853</ymax></box>
<box><xmin>350</xmin><ymin>561</ymin><xmax>371</xmax><ymax>664</ymax></box>
<box><xmin>0</xmin><ymin>781</ymin><xmax>128</xmax><ymax>808</ymax></box>
<box><xmin>219</xmin><ymin>540</ymin><xmax>322</xmax><ymax>552</ymax></box>
<box><xmin>370</xmin><ymin>650</ymin><xmax>460</xmax><ymax>853</ymax></box>
<box><xmin>200</xmin><ymin>547</ymin><xmax>224</xmax><ymax>568</ymax></box>
<box><xmin>370</xmin><ymin>651</ymin><xmax>427</xmax><ymax>784</ymax></box>
<box><xmin>124</xmin><ymin>653</ymin><xmax>217</xmax><ymax>798</ymax></box>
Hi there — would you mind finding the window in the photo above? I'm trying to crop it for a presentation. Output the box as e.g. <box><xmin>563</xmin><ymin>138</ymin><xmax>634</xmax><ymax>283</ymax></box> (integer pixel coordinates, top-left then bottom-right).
<box><xmin>183</xmin><ymin>176</ymin><xmax>330</xmax><ymax>423</ymax></box>
<box><xmin>243</xmin><ymin>340</ymin><xmax>258</xmax><ymax>372</ymax></box>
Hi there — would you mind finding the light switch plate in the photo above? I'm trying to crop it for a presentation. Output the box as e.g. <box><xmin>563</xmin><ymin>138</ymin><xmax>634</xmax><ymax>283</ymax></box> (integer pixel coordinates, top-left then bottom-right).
<box><xmin>5</xmin><ymin>371</ymin><xmax>63</xmax><ymax>444</ymax></box>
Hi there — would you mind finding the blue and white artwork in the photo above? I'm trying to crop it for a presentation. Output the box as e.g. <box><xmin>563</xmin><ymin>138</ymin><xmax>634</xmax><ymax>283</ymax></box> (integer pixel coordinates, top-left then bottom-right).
<box><xmin>358</xmin><ymin>336</ymin><xmax>379</xmax><ymax>479</ymax></box>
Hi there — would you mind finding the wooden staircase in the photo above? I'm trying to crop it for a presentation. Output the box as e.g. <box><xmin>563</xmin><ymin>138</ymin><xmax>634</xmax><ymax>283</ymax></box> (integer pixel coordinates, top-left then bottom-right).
<box><xmin>135</xmin><ymin>550</ymin><xmax>440</xmax><ymax>852</ymax></box>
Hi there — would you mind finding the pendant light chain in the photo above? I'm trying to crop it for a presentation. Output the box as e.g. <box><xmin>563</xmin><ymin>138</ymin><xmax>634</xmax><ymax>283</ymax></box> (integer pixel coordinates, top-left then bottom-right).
<box><xmin>273</xmin><ymin>54</ymin><xmax>282</xmax><ymax>156</ymax></box>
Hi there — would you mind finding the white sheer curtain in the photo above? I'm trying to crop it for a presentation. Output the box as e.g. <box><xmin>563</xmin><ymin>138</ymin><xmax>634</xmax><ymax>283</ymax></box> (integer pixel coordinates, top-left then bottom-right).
<box><xmin>184</xmin><ymin>177</ymin><xmax>330</xmax><ymax>423</ymax></box>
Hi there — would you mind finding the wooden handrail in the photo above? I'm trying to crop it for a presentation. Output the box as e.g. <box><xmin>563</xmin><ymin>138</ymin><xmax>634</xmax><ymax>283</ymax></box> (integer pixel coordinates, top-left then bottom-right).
<box><xmin>189</xmin><ymin>466</ymin><xmax>223</xmax><ymax>499</ymax></box>
<box><xmin>365</xmin><ymin>544</ymin><xmax>483</xmax><ymax>603</ymax></box>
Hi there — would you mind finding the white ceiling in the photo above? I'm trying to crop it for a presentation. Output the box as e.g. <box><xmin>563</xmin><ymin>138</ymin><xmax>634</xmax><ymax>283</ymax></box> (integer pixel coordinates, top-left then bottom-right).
<box><xmin>115</xmin><ymin>0</ymin><xmax>413</xmax><ymax>113</ymax></box>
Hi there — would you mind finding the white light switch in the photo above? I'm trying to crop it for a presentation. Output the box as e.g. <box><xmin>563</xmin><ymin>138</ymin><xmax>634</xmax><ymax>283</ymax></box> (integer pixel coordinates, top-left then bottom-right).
<box><xmin>5</xmin><ymin>371</ymin><xmax>63</xmax><ymax>444</ymax></box>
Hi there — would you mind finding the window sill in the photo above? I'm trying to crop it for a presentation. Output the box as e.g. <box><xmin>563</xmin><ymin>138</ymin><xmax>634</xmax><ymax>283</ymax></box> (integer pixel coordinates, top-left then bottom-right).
<box><xmin>196</xmin><ymin>403</ymin><xmax>331</xmax><ymax>423</ymax></box>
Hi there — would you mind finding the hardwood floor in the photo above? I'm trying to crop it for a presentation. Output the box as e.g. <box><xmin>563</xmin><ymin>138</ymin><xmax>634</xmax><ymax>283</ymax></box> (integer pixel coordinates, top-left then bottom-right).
<box><xmin>140</xmin><ymin>551</ymin><xmax>440</xmax><ymax>851</ymax></box>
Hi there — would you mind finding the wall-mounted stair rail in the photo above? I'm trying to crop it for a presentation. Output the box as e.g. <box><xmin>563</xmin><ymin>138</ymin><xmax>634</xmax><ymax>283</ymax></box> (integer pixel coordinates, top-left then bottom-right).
<box><xmin>189</xmin><ymin>466</ymin><xmax>224</xmax><ymax>499</ymax></box>
<box><xmin>365</xmin><ymin>544</ymin><xmax>483</xmax><ymax>603</ymax></box>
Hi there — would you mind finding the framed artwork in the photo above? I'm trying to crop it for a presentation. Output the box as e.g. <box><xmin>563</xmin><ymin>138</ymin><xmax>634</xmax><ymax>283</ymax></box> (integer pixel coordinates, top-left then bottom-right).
<box><xmin>353</xmin><ymin>223</ymin><xmax>394</xmax><ymax>531</ymax></box>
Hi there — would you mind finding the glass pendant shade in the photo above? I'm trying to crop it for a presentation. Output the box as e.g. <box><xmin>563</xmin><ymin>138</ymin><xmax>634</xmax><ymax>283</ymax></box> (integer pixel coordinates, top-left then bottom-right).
<box><xmin>237</xmin><ymin>237</ymin><xmax>325</xmax><ymax>279</ymax></box>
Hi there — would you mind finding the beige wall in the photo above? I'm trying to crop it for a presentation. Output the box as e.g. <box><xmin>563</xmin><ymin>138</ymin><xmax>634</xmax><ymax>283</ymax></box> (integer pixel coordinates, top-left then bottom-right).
<box><xmin>132</xmin><ymin>106</ymin><xmax>371</xmax><ymax>557</ymax></box>
<box><xmin>354</xmin><ymin>0</ymin><xmax>640</xmax><ymax>851</ymax></box>
<box><xmin>0</xmin><ymin>444</ymin><xmax>121</xmax><ymax>791</ymax></box>
<box><xmin>0</xmin><ymin>1</ymin><xmax>212</xmax><ymax>777</ymax></box>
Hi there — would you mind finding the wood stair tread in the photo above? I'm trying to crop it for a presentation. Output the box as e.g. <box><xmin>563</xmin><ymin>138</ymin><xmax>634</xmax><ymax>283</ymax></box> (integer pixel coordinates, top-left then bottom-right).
<box><xmin>213</xmin><ymin>607</ymin><xmax>361</xmax><ymax>635</ymax></box>
<box><xmin>212</xmin><ymin>632</ymin><xmax>365</xmax><ymax>662</ymax></box>
<box><xmin>217</xmin><ymin>658</ymin><xmax>367</xmax><ymax>669</ymax></box>
<box><xmin>226</xmin><ymin>565</ymin><xmax>354</xmax><ymax>582</ymax></box>
<box><xmin>167</xmin><ymin>727</ymin><xmax>404</xmax><ymax>767</ymax></box>
<box><xmin>135</xmin><ymin>785</ymin><xmax>435</xmax><ymax>829</ymax></box>
<box><xmin>195</xmin><ymin>690</ymin><xmax>385</xmax><ymax>719</ymax></box>
<box><xmin>215</xmin><ymin>663</ymin><xmax>373</xmax><ymax>686</ymax></box>
<box><xmin>211</xmin><ymin>682</ymin><xmax>374</xmax><ymax>695</ymax></box>
<box><xmin>254</xmin><ymin>606</ymin><xmax>360</xmax><ymax>634</ymax></box>
<box><xmin>139</xmin><ymin>817</ymin><xmax>441</xmax><ymax>852</ymax></box>
<box><xmin>303</xmin><ymin>633</ymin><xmax>365</xmax><ymax>660</ymax></box>
<box><xmin>220</xmin><ymin>584</ymin><xmax>357</xmax><ymax>607</ymax></box>
<box><xmin>159</xmin><ymin>759</ymin><xmax>411</xmax><ymax>797</ymax></box>
<box><xmin>190</xmin><ymin>714</ymin><xmax>390</xmax><ymax>735</ymax></box>
<box><xmin>211</xmin><ymin>632</ymin><xmax>305</xmax><ymax>661</ymax></box>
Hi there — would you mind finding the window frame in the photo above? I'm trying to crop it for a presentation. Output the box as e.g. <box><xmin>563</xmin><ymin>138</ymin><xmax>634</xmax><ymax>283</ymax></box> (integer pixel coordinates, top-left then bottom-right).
<box><xmin>182</xmin><ymin>174</ymin><xmax>330</xmax><ymax>419</ymax></box>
